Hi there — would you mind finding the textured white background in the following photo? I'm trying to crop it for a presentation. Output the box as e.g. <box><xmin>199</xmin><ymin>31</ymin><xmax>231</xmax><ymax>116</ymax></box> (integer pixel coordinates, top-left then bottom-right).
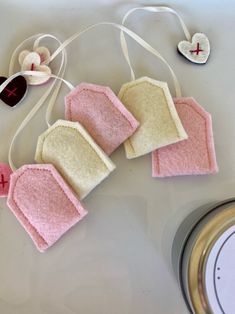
<box><xmin>0</xmin><ymin>0</ymin><xmax>234</xmax><ymax>313</ymax></box>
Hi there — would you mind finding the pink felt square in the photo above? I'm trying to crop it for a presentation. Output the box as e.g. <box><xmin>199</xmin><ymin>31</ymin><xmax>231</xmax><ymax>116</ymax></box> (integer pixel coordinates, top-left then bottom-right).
<box><xmin>152</xmin><ymin>97</ymin><xmax>218</xmax><ymax>177</ymax></box>
<box><xmin>65</xmin><ymin>82</ymin><xmax>139</xmax><ymax>155</ymax></box>
<box><xmin>0</xmin><ymin>163</ymin><xmax>13</xmax><ymax>197</ymax></box>
<box><xmin>7</xmin><ymin>164</ymin><xmax>87</xmax><ymax>252</ymax></box>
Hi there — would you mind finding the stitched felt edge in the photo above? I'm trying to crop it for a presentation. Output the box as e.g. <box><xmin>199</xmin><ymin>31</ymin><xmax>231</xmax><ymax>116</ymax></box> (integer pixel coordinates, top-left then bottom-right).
<box><xmin>35</xmin><ymin>120</ymin><xmax>116</xmax><ymax>172</ymax></box>
<box><xmin>152</xmin><ymin>97</ymin><xmax>218</xmax><ymax>177</ymax></box>
<box><xmin>35</xmin><ymin>120</ymin><xmax>116</xmax><ymax>199</ymax></box>
<box><xmin>65</xmin><ymin>82</ymin><xmax>140</xmax><ymax>131</ymax></box>
<box><xmin>118</xmin><ymin>77</ymin><xmax>188</xmax><ymax>159</ymax></box>
<box><xmin>7</xmin><ymin>164</ymin><xmax>88</xmax><ymax>252</ymax></box>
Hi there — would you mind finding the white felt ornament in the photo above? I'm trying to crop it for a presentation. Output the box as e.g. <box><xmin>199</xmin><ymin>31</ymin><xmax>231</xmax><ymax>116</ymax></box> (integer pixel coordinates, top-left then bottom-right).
<box><xmin>178</xmin><ymin>33</ymin><xmax>210</xmax><ymax>64</ymax></box>
<box><xmin>21</xmin><ymin>52</ymin><xmax>51</xmax><ymax>85</ymax></box>
<box><xmin>19</xmin><ymin>46</ymin><xmax>51</xmax><ymax>85</ymax></box>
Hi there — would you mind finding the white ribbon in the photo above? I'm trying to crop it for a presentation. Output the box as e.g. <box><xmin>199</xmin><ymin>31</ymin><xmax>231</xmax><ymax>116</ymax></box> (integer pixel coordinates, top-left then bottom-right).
<box><xmin>122</xmin><ymin>6</ymin><xmax>191</xmax><ymax>42</ymax></box>
<box><xmin>47</xmin><ymin>22</ymin><xmax>181</xmax><ymax>97</ymax></box>
<box><xmin>120</xmin><ymin>6</ymin><xmax>191</xmax><ymax>90</ymax></box>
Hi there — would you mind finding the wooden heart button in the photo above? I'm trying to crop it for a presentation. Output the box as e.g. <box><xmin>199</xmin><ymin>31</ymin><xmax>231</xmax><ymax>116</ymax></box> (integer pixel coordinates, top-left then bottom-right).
<box><xmin>178</xmin><ymin>33</ymin><xmax>210</xmax><ymax>64</ymax></box>
<box><xmin>0</xmin><ymin>76</ymin><xmax>27</xmax><ymax>107</ymax></box>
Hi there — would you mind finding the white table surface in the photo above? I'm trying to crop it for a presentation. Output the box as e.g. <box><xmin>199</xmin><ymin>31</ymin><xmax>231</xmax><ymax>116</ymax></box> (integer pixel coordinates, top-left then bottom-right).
<box><xmin>0</xmin><ymin>0</ymin><xmax>234</xmax><ymax>313</ymax></box>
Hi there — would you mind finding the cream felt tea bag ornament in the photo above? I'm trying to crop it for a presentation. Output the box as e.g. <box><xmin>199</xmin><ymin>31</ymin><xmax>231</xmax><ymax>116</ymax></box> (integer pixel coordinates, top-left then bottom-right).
<box><xmin>121</xmin><ymin>6</ymin><xmax>210</xmax><ymax>64</ymax></box>
<box><xmin>118</xmin><ymin>76</ymin><xmax>187</xmax><ymax>159</ymax></box>
<box><xmin>46</xmin><ymin>22</ymin><xmax>187</xmax><ymax>160</ymax></box>
<box><xmin>35</xmin><ymin>119</ymin><xmax>116</xmax><ymax>199</ymax></box>
<box><xmin>118</xmin><ymin>28</ymin><xmax>188</xmax><ymax>159</ymax></box>
<box><xmin>121</xmin><ymin>6</ymin><xmax>218</xmax><ymax>176</ymax></box>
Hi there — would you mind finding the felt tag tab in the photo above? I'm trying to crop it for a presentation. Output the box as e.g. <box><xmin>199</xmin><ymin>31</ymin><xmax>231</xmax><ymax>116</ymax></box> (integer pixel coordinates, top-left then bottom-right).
<box><xmin>7</xmin><ymin>164</ymin><xmax>87</xmax><ymax>252</ymax></box>
<box><xmin>118</xmin><ymin>77</ymin><xmax>188</xmax><ymax>159</ymax></box>
<box><xmin>65</xmin><ymin>83</ymin><xmax>139</xmax><ymax>155</ymax></box>
<box><xmin>152</xmin><ymin>97</ymin><xmax>218</xmax><ymax>177</ymax></box>
<box><xmin>35</xmin><ymin>120</ymin><xmax>116</xmax><ymax>199</ymax></box>
<box><xmin>0</xmin><ymin>163</ymin><xmax>12</xmax><ymax>197</ymax></box>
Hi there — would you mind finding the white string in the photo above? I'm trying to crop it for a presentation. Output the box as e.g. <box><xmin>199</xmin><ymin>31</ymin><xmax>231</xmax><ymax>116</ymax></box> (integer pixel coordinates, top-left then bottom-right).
<box><xmin>122</xmin><ymin>6</ymin><xmax>191</xmax><ymax>42</ymax></box>
<box><xmin>47</xmin><ymin>22</ymin><xmax>181</xmax><ymax>97</ymax></box>
<box><xmin>33</xmin><ymin>34</ymin><xmax>68</xmax><ymax>127</ymax></box>
<box><xmin>45</xmin><ymin>50</ymin><xmax>67</xmax><ymax>127</ymax></box>
<box><xmin>120</xmin><ymin>6</ymin><xmax>190</xmax><ymax>92</ymax></box>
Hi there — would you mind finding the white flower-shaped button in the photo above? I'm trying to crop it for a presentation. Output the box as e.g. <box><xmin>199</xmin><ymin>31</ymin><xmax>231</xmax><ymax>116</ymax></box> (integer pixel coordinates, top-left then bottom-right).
<box><xmin>19</xmin><ymin>47</ymin><xmax>51</xmax><ymax>85</ymax></box>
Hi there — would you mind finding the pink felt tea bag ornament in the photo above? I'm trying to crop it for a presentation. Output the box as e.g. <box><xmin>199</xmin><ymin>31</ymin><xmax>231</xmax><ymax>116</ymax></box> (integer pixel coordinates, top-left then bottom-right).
<box><xmin>35</xmin><ymin>119</ymin><xmax>116</xmax><ymax>199</ymax></box>
<box><xmin>120</xmin><ymin>12</ymin><xmax>218</xmax><ymax>176</ymax></box>
<box><xmin>65</xmin><ymin>82</ymin><xmax>139</xmax><ymax>155</ymax></box>
<box><xmin>8</xmin><ymin>164</ymin><xmax>87</xmax><ymax>252</ymax></box>
<box><xmin>152</xmin><ymin>98</ymin><xmax>218</xmax><ymax>177</ymax></box>
<box><xmin>121</xmin><ymin>6</ymin><xmax>210</xmax><ymax>64</ymax></box>
<box><xmin>0</xmin><ymin>38</ymin><xmax>88</xmax><ymax>252</ymax></box>
<box><xmin>46</xmin><ymin>22</ymin><xmax>187</xmax><ymax>160</ymax></box>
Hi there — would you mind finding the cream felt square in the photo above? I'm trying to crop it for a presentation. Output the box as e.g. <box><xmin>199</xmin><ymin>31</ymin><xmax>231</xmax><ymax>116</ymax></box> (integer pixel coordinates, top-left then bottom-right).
<box><xmin>35</xmin><ymin>120</ymin><xmax>116</xmax><ymax>199</ymax></box>
<box><xmin>118</xmin><ymin>77</ymin><xmax>188</xmax><ymax>159</ymax></box>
